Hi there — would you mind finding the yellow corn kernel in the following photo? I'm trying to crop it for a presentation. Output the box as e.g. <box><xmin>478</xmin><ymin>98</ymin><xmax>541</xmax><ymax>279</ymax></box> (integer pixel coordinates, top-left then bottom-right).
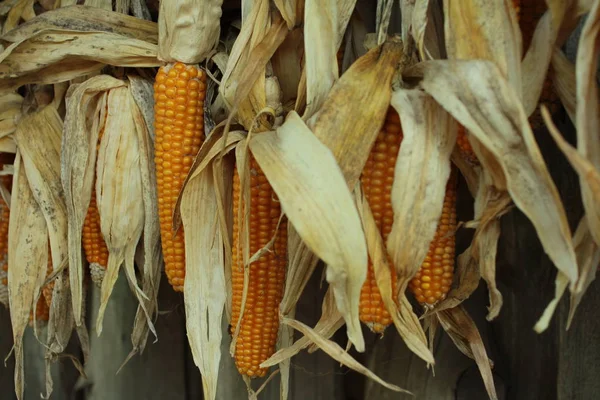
<box><xmin>29</xmin><ymin>294</ymin><xmax>50</xmax><ymax>325</ymax></box>
<box><xmin>359</xmin><ymin>107</ymin><xmax>402</xmax><ymax>333</ymax></box>
<box><xmin>456</xmin><ymin>125</ymin><xmax>480</xmax><ymax>166</ymax></box>
<box><xmin>230</xmin><ymin>156</ymin><xmax>287</xmax><ymax>378</ymax></box>
<box><xmin>409</xmin><ymin>168</ymin><xmax>457</xmax><ymax>306</ymax></box>
<box><xmin>0</xmin><ymin>178</ymin><xmax>10</xmax><ymax>308</ymax></box>
<box><xmin>83</xmin><ymin>115</ymin><xmax>109</xmax><ymax>285</ymax></box>
<box><xmin>154</xmin><ymin>62</ymin><xmax>206</xmax><ymax>292</ymax></box>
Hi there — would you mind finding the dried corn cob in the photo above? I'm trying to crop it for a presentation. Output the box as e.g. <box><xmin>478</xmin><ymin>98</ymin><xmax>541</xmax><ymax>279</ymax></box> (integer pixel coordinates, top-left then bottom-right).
<box><xmin>154</xmin><ymin>62</ymin><xmax>206</xmax><ymax>292</ymax></box>
<box><xmin>230</xmin><ymin>156</ymin><xmax>287</xmax><ymax>378</ymax></box>
<box><xmin>456</xmin><ymin>125</ymin><xmax>479</xmax><ymax>166</ymax></box>
<box><xmin>0</xmin><ymin>181</ymin><xmax>9</xmax><ymax>308</ymax></box>
<box><xmin>83</xmin><ymin>111</ymin><xmax>109</xmax><ymax>286</ymax></box>
<box><xmin>409</xmin><ymin>168</ymin><xmax>457</xmax><ymax>306</ymax></box>
<box><xmin>29</xmin><ymin>293</ymin><xmax>50</xmax><ymax>325</ymax></box>
<box><xmin>359</xmin><ymin>107</ymin><xmax>402</xmax><ymax>333</ymax></box>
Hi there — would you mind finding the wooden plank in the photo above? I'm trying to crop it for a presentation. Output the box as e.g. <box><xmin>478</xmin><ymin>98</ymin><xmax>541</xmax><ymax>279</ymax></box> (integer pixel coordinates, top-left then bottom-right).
<box><xmin>557</xmin><ymin>279</ymin><xmax>600</xmax><ymax>400</ymax></box>
<box><xmin>0</xmin><ymin>305</ymin><xmax>16</xmax><ymax>400</ymax></box>
<box><xmin>84</xmin><ymin>270</ymin><xmax>188</xmax><ymax>400</ymax></box>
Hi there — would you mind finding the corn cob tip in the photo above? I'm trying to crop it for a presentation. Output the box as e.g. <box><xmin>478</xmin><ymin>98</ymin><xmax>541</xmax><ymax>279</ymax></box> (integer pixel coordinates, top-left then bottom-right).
<box><xmin>89</xmin><ymin>263</ymin><xmax>105</xmax><ymax>288</ymax></box>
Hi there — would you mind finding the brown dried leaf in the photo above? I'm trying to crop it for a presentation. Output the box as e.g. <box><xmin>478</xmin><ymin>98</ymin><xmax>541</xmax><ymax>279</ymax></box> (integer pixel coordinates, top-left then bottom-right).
<box><xmin>249</xmin><ymin>112</ymin><xmax>368</xmax><ymax>351</ymax></box>
<box><xmin>438</xmin><ymin>306</ymin><xmax>497</xmax><ymax>400</ymax></box>
<box><xmin>412</xmin><ymin>60</ymin><xmax>578</xmax><ymax>291</ymax></box>
<box><xmin>7</xmin><ymin>152</ymin><xmax>49</xmax><ymax>400</ymax></box>
<box><xmin>387</xmin><ymin>89</ymin><xmax>456</xmax><ymax>300</ymax></box>
<box><xmin>157</xmin><ymin>0</ymin><xmax>223</xmax><ymax>64</ymax></box>
<box><xmin>308</xmin><ymin>38</ymin><xmax>403</xmax><ymax>188</ymax></box>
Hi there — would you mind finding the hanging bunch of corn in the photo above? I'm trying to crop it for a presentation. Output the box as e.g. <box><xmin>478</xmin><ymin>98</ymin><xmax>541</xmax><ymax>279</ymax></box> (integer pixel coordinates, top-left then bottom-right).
<box><xmin>155</xmin><ymin>2</ymin><xmax>224</xmax><ymax>399</ymax></box>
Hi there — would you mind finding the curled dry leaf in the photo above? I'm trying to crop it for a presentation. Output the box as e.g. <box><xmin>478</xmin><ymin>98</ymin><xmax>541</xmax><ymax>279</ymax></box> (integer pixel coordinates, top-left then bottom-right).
<box><xmin>550</xmin><ymin>48</ymin><xmax>577</xmax><ymax>124</ymax></box>
<box><xmin>0</xmin><ymin>92</ymin><xmax>23</xmax><ymax>138</ymax></box>
<box><xmin>412</xmin><ymin>59</ymin><xmax>578</xmax><ymax>296</ymax></box>
<box><xmin>386</xmin><ymin>89</ymin><xmax>456</xmax><ymax>311</ymax></box>
<box><xmin>62</xmin><ymin>75</ymin><xmax>125</xmax><ymax>328</ymax></box>
<box><xmin>282</xmin><ymin>316</ymin><xmax>411</xmax><ymax>394</ymax></box>
<box><xmin>7</xmin><ymin>152</ymin><xmax>49</xmax><ymax>400</ymax></box>
<box><xmin>0</xmin><ymin>6</ymin><xmax>160</xmax><ymax>93</ymax></box>
<box><xmin>249</xmin><ymin>111</ymin><xmax>368</xmax><ymax>352</ymax></box>
<box><xmin>273</xmin><ymin>0</ymin><xmax>302</xmax><ymax>28</ymax></box>
<box><xmin>95</xmin><ymin>86</ymin><xmax>147</xmax><ymax>336</ymax></box>
<box><xmin>157</xmin><ymin>0</ymin><xmax>223</xmax><ymax>64</ymax></box>
<box><xmin>438</xmin><ymin>306</ymin><xmax>498</xmax><ymax>400</ymax></box>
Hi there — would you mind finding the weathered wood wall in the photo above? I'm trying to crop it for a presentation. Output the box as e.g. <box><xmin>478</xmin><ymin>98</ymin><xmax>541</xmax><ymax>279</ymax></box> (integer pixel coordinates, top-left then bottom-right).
<box><xmin>1</xmin><ymin>6</ymin><xmax>599</xmax><ymax>400</ymax></box>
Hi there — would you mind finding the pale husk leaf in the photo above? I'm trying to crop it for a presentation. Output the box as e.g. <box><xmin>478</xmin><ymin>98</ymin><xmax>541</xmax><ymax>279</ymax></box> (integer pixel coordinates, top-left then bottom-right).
<box><xmin>157</xmin><ymin>0</ymin><xmax>223</xmax><ymax>64</ymax></box>
<box><xmin>262</xmin><ymin>287</ymin><xmax>343</xmax><ymax>367</ymax></box>
<box><xmin>2</xmin><ymin>0</ymin><xmax>35</xmax><ymax>35</ymax></box>
<box><xmin>355</xmin><ymin>185</ymin><xmax>434</xmax><ymax>364</ymax></box>
<box><xmin>271</xmin><ymin>28</ymin><xmax>304</xmax><ymax>105</ymax></box>
<box><xmin>248</xmin><ymin>111</ymin><xmax>368</xmax><ymax>352</ymax></box>
<box><xmin>61</xmin><ymin>75</ymin><xmax>125</xmax><ymax>328</ymax></box>
<box><xmin>0</xmin><ymin>92</ymin><xmax>23</xmax><ymax>138</ymax></box>
<box><xmin>550</xmin><ymin>48</ymin><xmax>577</xmax><ymax>124</ymax></box>
<box><xmin>181</xmin><ymin>163</ymin><xmax>226</xmax><ymax>400</ymax></box>
<box><xmin>303</xmin><ymin>0</ymin><xmax>339</xmax><ymax>118</ymax></box>
<box><xmin>7</xmin><ymin>152</ymin><xmax>49</xmax><ymax>400</ymax></box>
<box><xmin>574</xmin><ymin>0</ymin><xmax>600</xmax><ymax>244</ymax></box>
<box><xmin>386</xmin><ymin>89</ymin><xmax>456</xmax><ymax>298</ymax></box>
<box><xmin>308</xmin><ymin>38</ymin><xmax>403</xmax><ymax>188</ymax></box>
<box><xmin>443</xmin><ymin>0</ymin><xmax>521</xmax><ymax>91</ymax></box>
<box><xmin>127</xmin><ymin>78</ymin><xmax>162</xmax><ymax>356</ymax></box>
<box><xmin>438</xmin><ymin>306</ymin><xmax>498</xmax><ymax>400</ymax></box>
<box><xmin>281</xmin><ymin>316</ymin><xmax>410</xmax><ymax>394</ymax></box>
<box><xmin>95</xmin><ymin>86</ymin><xmax>146</xmax><ymax>335</ymax></box>
<box><xmin>411</xmin><ymin>60</ymin><xmax>578</xmax><ymax>289</ymax></box>
<box><xmin>14</xmin><ymin>106</ymin><xmax>72</xmax><ymax>321</ymax></box>
<box><xmin>85</xmin><ymin>0</ymin><xmax>111</xmax><ymax>10</ymax></box>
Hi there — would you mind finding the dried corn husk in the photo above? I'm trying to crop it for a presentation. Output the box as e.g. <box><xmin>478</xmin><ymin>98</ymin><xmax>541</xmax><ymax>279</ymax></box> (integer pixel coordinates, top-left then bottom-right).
<box><xmin>178</xmin><ymin>126</ymin><xmax>242</xmax><ymax>400</ymax></box>
<box><xmin>94</xmin><ymin>86</ymin><xmax>146</xmax><ymax>336</ymax></box>
<box><xmin>157</xmin><ymin>0</ymin><xmax>224</xmax><ymax>64</ymax></box>
<box><xmin>7</xmin><ymin>152</ymin><xmax>49</xmax><ymax>400</ymax></box>
<box><xmin>0</xmin><ymin>5</ymin><xmax>160</xmax><ymax>94</ymax></box>
<box><xmin>2</xmin><ymin>0</ymin><xmax>36</xmax><ymax>35</ymax></box>
<box><xmin>0</xmin><ymin>92</ymin><xmax>23</xmax><ymax>139</ymax></box>
<box><xmin>409</xmin><ymin>59</ymin><xmax>578</xmax><ymax>319</ymax></box>
<box><xmin>249</xmin><ymin>111</ymin><xmax>367</xmax><ymax>351</ymax></box>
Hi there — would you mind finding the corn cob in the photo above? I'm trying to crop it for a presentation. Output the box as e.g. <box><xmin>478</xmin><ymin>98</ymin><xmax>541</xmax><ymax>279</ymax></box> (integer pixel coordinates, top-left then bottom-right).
<box><xmin>0</xmin><ymin>179</ymin><xmax>9</xmax><ymax>308</ymax></box>
<box><xmin>230</xmin><ymin>156</ymin><xmax>288</xmax><ymax>378</ymax></box>
<box><xmin>409</xmin><ymin>168</ymin><xmax>457</xmax><ymax>306</ymax></box>
<box><xmin>455</xmin><ymin>125</ymin><xmax>479</xmax><ymax>166</ymax></box>
<box><xmin>358</xmin><ymin>107</ymin><xmax>402</xmax><ymax>333</ymax></box>
<box><xmin>83</xmin><ymin>111</ymin><xmax>109</xmax><ymax>286</ymax></box>
<box><xmin>29</xmin><ymin>293</ymin><xmax>50</xmax><ymax>325</ymax></box>
<box><xmin>154</xmin><ymin>62</ymin><xmax>206</xmax><ymax>292</ymax></box>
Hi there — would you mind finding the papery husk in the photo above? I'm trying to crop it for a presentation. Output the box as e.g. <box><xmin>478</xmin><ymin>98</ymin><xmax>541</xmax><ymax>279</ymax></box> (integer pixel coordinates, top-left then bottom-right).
<box><xmin>308</xmin><ymin>37</ymin><xmax>403</xmax><ymax>188</ymax></box>
<box><xmin>281</xmin><ymin>316</ymin><xmax>410</xmax><ymax>394</ymax></box>
<box><xmin>7</xmin><ymin>152</ymin><xmax>49</xmax><ymax>400</ymax></box>
<box><xmin>409</xmin><ymin>60</ymin><xmax>578</xmax><ymax>301</ymax></box>
<box><xmin>271</xmin><ymin>28</ymin><xmax>304</xmax><ymax>105</ymax></box>
<box><xmin>248</xmin><ymin>111</ymin><xmax>368</xmax><ymax>352</ymax></box>
<box><xmin>437</xmin><ymin>306</ymin><xmax>498</xmax><ymax>400</ymax></box>
<box><xmin>178</xmin><ymin>126</ymin><xmax>241</xmax><ymax>400</ymax></box>
<box><xmin>130</xmin><ymin>0</ymin><xmax>152</xmax><ymax>21</ymax></box>
<box><xmin>157</xmin><ymin>0</ymin><xmax>223</xmax><ymax>64</ymax></box>
<box><xmin>0</xmin><ymin>6</ymin><xmax>160</xmax><ymax>93</ymax></box>
<box><xmin>273</xmin><ymin>0</ymin><xmax>303</xmax><ymax>28</ymax></box>
<box><xmin>14</xmin><ymin>105</ymin><xmax>71</xmax><ymax>321</ymax></box>
<box><xmin>355</xmin><ymin>183</ymin><xmax>434</xmax><ymax>364</ymax></box>
<box><xmin>0</xmin><ymin>92</ymin><xmax>23</xmax><ymax>138</ymax></box>
<box><xmin>94</xmin><ymin>86</ymin><xmax>146</xmax><ymax>336</ymax></box>
<box><xmin>124</xmin><ymin>75</ymin><xmax>162</xmax><ymax>359</ymax></box>
<box><xmin>219</xmin><ymin>3</ymin><xmax>288</xmax><ymax>131</ymax></box>
<box><xmin>2</xmin><ymin>0</ymin><xmax>35</xmax><ymax>35</ymax></box>
<box><xmin>386</xmin><ymin>89</ymin><xmax>456</xmax><ymax>315</ymax></box>
<box><xmin>262</xmin><ymin>286</ymin><xmax>343</xmax><ymax>367</ymax></box>
<box><xmin>550</xmin><ymin>48</ymin><xmax>577</xmax><ymax>124</ymax></box>
<box><xmin>85</xmin><ymin>0</ymin><xmax>111</xmax><ymax>10</ymax></box>
<box><xmin>411</xmin><ymin>0</ymin><xmax>446</xmax><ymax>61</ymax></box>
<box><xmin>62</xmin><ymin>75</ymin><xmax>125</xmax><ymax>327</ymax></box>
